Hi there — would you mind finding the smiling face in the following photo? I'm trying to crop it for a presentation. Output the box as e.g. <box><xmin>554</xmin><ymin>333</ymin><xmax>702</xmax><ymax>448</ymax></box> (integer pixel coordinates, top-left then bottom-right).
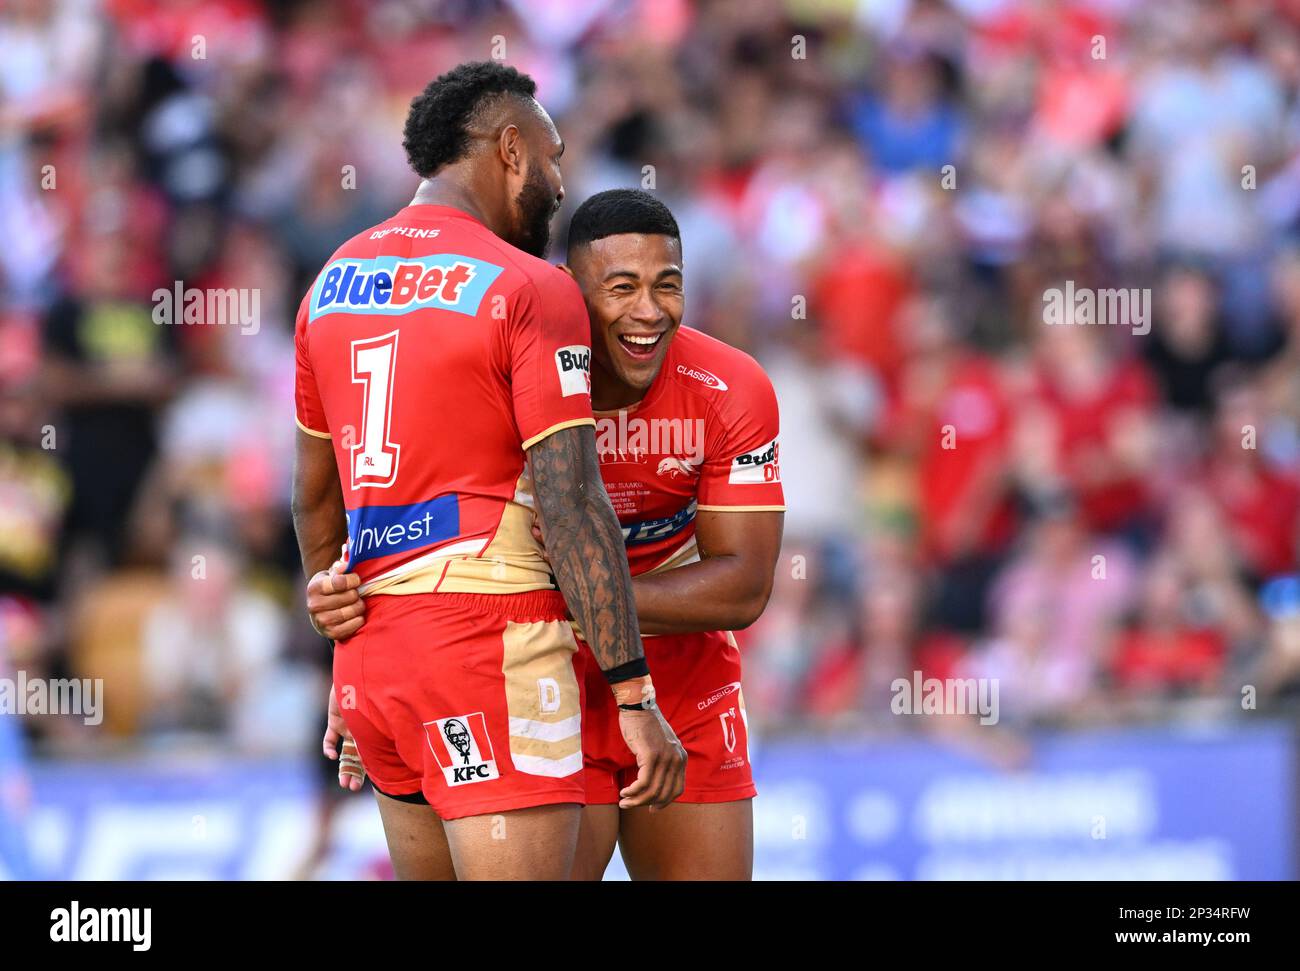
<box><xmin>566</xmin><ymin>232</ymin><xmax>684</xmax><ymax>410</ymax></box>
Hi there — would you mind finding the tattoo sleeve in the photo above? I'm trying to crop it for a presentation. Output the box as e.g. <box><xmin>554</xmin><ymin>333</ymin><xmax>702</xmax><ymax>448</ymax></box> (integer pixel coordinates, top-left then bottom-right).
<box><xmin>528</xmin><ymin>424</ymin><xmax>644</xmax><ymax>674</ymax></box>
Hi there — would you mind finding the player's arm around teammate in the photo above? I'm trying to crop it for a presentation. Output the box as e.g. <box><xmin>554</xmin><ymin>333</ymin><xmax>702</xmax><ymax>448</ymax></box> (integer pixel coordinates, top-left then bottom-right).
<box><xmin>528</xmin><ymin>424</ymin><xmax>687</xmax><ymax>811</ymax></box>
<box><xmin>627</xmin><ymin>508</ymin><xmax>783</xmax><ymax>635</ymax></box>
<box><xmin>305</xmin><ymin>423</ymin><xmax>687</xmax><ymax>873</ymax></box>
<box><xmin>307</xmin><ymin>425</ymin><xmax>692</xmax><ymax>814</ymax></box>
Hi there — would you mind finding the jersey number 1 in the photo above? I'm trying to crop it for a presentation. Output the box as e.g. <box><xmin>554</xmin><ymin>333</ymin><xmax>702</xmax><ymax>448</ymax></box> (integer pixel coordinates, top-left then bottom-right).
<box><xmin>351</xmin><ymin>331</ymin><xmax>401</xmax><ymax>489</ymax></box>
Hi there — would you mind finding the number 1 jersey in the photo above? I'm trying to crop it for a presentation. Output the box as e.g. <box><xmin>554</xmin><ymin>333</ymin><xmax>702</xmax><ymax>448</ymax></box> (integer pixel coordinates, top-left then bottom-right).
<box><xmin>294</xmin><ymin>204</ymin><xmax>594</xmax><ymax>596</ymax></box>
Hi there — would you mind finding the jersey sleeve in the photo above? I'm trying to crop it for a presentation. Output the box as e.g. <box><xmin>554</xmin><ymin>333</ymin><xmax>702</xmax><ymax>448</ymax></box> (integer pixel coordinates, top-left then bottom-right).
<box><xmin>507</xmin><ymin>269</ymin><xmax>595</xmax><ymax>450</ymax></box>
<box><xmin>697</xmin><ymin>356</ymin><xmax>785</xmax><ymax>512</ymax></box>
<box><xmin>294</xmin><ymin>293</ymin><xmax>330</xmax><ymax>439</ymax></box>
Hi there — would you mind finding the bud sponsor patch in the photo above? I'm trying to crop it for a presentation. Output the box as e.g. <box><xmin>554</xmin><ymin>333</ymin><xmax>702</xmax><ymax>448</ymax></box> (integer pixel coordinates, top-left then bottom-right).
<box><xmin>554</xmin><ymin>344</ymin><xmax>592</xmax><ymax>397</ymax></box>
<box><xmin>728</xmin><ymin>437</ymin><xmax>780</xmax><ymax>484</ymax></box>
<box><xmin>424</xmin><ymin>712</ymin><xmax>500</xmax><ymax>786</ymax></box>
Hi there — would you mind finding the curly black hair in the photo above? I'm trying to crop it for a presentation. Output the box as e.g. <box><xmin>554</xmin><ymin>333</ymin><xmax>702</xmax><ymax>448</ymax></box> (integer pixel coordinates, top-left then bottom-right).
<box><xmin>566</xmin><ymin>189</ymin><xmax>681</xmax><ymax>253</ymax></box>
<box><xmin>402</xmin><ymin>61</ymin><xmax>538</xmax><ymax>178</ymax></box>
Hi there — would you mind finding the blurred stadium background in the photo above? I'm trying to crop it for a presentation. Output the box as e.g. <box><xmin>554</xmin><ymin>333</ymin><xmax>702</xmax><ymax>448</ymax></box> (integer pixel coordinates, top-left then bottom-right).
<box><xmin>1</xmin><ymin>0</ymin><xmax>1299</xmax><ymax>879</ymax></box>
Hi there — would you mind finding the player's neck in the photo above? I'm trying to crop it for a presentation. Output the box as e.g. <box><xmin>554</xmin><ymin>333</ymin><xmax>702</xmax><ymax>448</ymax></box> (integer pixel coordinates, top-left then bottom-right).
<box><xmin>409</xmin><ymin>178</ymin><xmax>499</xmax><ymax>235</ymax></box>
<box><xmin>591</xmin><ymin>362</ymin><xmax>649</xmax><ymax>412</ymax></box>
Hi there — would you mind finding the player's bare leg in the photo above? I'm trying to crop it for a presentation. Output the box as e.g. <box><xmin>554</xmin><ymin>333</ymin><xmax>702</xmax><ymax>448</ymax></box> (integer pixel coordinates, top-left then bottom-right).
<box><xmin>441</xmin><ymin>803</ymin><xmax>582</xmax><ymax>880</ymax></box>
<box><xmin>373</xmin><ymin>791</ymin><xmax>456</xmax><ymax>880</ymax></box>
<box><xmin>570</xmin><ymin>804</ymin><xmax>621</xmax><ymax>880</ymax></box>
<box><xmin>617</xmin><ymin>799</ymin><xmax>753</xmax><ymax>881</ymax></box>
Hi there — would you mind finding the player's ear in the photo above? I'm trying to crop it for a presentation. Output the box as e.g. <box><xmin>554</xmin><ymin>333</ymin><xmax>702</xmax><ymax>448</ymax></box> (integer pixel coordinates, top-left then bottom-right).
<box><xmin>498</xmin><ymin>124</ymin><xmax>523</xmax><ymax>174</ymax></box>
<box><xmin>557</xmin><ymin>263</ymin><xmax>575</xmax><ymax>279</ymax></box>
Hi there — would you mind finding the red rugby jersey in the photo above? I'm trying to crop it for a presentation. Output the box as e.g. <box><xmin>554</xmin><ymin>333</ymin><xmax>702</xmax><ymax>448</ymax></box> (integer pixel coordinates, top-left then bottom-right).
<box><xmin>294</xmin><ymin>204</ymin><xmax>594</xmax><ymax>596</ymax></box>
<box><xmin>595</xmin><ymin>327</ymin><xmax>784</xmax><ymax>577</ymax></box>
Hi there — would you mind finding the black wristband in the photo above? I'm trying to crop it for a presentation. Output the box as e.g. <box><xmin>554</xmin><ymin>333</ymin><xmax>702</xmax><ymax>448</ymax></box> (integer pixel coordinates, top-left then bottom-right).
<box><xmin>602</xmin><ymin>657</ymin><xmax>650</xmax><ymax>684</ymax></box>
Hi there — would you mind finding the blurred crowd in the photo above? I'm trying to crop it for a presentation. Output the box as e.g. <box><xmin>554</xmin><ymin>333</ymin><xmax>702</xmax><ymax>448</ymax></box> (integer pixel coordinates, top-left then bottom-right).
<box><xmin>4</xmin><ymin>0</ymin><xmax>1300</xmax><ymax>761</ymax></box>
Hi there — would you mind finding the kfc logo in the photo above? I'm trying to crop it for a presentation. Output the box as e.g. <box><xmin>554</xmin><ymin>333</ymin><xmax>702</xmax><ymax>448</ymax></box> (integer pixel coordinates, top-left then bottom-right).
<box><xmin>424</xmin><ymin>712</ymin><xmax>500</xmax><ymax>785</ymax></box>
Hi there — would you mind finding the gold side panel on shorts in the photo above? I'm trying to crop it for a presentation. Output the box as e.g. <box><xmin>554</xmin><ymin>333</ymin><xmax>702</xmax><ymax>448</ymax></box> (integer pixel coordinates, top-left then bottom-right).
<box><xmin>438</xmin><ymin>473</ymin><xmax>554</xmax><ymax>594</ymax></box>
<box><xmin>501</xmin><ymin>617</ymin><xmax>583</xmax><ymax>777</ymax></box>
<box><xmin>363</xmin><ymin>472</ymin><xmax>559</xmax><ymax>597</ymax></box>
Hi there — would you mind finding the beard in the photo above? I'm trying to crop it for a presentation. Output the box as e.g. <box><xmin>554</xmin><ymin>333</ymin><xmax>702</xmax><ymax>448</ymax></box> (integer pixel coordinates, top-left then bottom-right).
<box><xmin>511</xmin><ymin>162</ymin><xmax>558</xmax><ymax>257</ymax></box>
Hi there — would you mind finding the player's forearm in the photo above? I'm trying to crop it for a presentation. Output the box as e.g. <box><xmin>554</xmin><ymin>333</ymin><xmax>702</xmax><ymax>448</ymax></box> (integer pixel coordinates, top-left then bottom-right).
<box><xmin>632</xmin><ymin>557</ymin><xmax>772</xmax><ymax>634</ymax></box>
<box><xmin>529</xmin><ymin>427</ymin><xmax>644</xmax><ymax>673</ymax></box>
<box><xmin>292</xmin><ymin>496</ymin><xmax>348</xmax><ymax>579</ymax></box>
<box><xmin>292</xmin><ymin>435</ymin><xmax>349</xmax><ymax>579</ymax></box>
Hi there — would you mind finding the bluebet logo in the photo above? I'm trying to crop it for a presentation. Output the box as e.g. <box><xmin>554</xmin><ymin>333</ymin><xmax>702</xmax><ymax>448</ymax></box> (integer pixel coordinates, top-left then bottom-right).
<box><xmin>345</xmin><ymin>495</ymin><xmax>460</xmax><ymax>567</ymax></box>
<box><xmin>310</xmin><ymin>254</ymin><xmax>503</xmax><ymax>321</ymax></box>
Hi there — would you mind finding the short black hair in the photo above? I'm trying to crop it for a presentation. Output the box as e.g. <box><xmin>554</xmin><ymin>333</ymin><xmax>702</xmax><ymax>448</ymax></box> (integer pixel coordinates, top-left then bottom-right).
<box><xmin>567</xmin><ymin>189</ymin><xmax>681</xmax><ymax>254</ymax></box>
<box><xmin>402</xmin><ymin>61</ymin><xmax>537</xmax><ymax>178</ymax></box>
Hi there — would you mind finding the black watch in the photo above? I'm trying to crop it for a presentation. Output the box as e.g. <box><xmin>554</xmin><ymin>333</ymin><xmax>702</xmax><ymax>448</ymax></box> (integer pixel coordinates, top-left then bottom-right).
<box><xmin>618</xmin><ymin>698</ymin><xmax>657</xmax><ymax>712</ymax></box>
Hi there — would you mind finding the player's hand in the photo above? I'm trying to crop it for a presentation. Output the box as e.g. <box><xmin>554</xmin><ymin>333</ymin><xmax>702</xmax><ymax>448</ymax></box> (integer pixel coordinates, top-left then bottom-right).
<box><xmin>306</xmin><ymin>556</ymin><xmax>365</xmax><ymax>641</ymax></box>
<box><xmin>617</xmin><ymin>705</ymin><xmax>687</xmax><ymax>811</ymax></box>
<box><xmin>530</xmin><ymin>511</ymin><xmax>548</xmax><ymax>557</ymax></box>
<box><xmin>323</xmin><ymin>685</ymin><xmax>365</xmax><ymax>792</ymax></box>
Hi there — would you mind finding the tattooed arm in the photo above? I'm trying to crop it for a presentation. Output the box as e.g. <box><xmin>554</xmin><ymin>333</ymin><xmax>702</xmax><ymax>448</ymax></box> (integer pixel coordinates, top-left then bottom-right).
<box><xmin>529</xmin><ymin>423</ymin><xmax>686</xmax><ymax>810</ymax></box>
<box><xmin>528</xmin><ymin>423</ymin><xmax>641</xmax><ymax>670</ymax></box>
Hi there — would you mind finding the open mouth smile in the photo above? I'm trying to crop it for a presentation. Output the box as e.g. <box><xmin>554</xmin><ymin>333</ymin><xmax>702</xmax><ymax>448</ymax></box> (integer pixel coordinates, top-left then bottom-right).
<box><xmin>616</xmin><ymin>332</ymin><xmax>664</xmax><ymax>360</ymax></box>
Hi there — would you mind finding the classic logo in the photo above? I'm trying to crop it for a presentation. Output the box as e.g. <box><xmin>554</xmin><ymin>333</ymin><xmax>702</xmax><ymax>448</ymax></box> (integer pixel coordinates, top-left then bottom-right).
<box><xmin>676</xmin><ymin>364</ymin><xmax>728</xmax><ymax>391</ymax></box>
<box><xmin>697</xmin><ymin>681</ymin><xmax>742</xmax><ymax>711</ymax></box>
<box><xmin>728</xmin><ymin>437</ymin><xmax>780</xmax><ymax>484</ymax></box>
<box><xmin>424</xmin><ymin>712</ymin><xmax>500</xmax><ymax>786</ymax></box>
<box><xmin>555</xmin><ymin>345</ymin><xmax>591</xmax><ymax>397</ymax></box>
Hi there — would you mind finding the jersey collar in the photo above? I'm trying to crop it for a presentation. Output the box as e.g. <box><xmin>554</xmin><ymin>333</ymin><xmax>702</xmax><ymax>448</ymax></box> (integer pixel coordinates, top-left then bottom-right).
<box><xmin>394</xmin><ymin>204</ymin><xmax>490</xmax><ymax>229</ymax></box>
